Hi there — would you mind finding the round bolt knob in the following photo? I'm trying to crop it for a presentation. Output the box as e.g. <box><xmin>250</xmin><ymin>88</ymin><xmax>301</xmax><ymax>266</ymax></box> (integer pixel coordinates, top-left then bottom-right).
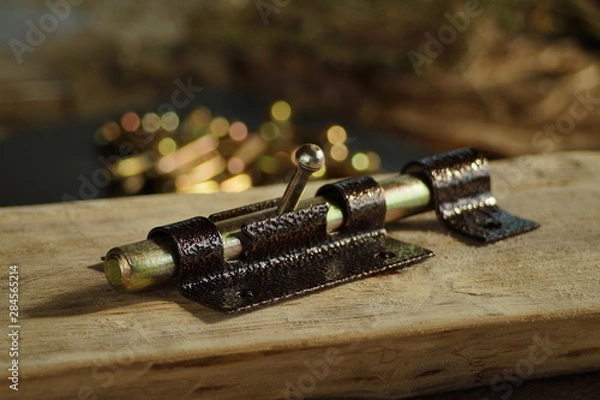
<box><xmin>295</xmin><ymin>144</ymin><xmax>325</xmax><ymax>173</ymax></box>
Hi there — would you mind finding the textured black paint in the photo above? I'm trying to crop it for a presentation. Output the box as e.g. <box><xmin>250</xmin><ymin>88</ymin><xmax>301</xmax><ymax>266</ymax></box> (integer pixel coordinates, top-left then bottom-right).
<box><xmin>149</xmin><ymin>177</ymin><xmax>432</xmax><ymax>313</ymax></box>
<box><xmin>403</xmin><ymin>147</ymin><xmax>540</xmax><ymax>243</ymax></box>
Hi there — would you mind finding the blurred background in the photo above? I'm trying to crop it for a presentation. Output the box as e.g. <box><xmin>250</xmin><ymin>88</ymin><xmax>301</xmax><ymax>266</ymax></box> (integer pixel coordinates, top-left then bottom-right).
<box><xmin>1</xmin><ymin>0</ymin><xmax>600</xmax><ymax>206</ymax></box>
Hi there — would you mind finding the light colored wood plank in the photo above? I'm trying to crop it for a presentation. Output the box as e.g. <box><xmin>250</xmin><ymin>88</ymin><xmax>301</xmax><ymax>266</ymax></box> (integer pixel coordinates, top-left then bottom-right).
<box><xmin>1</xmin><ymin>151</ymin><xmax>599</xmax><ymax>399</ymax></box>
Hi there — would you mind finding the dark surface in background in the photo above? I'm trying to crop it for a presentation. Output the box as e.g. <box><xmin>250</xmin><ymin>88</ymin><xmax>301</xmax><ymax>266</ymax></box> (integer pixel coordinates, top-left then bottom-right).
<box><xmin>0</xmin><ymin>88</ymin><xmax>429</xmax><ymax>207</ymax></box>
<box><xmin>327</xmin><ymin>369</ymin><xmax>600</xmax><ymax>399</ymax></box>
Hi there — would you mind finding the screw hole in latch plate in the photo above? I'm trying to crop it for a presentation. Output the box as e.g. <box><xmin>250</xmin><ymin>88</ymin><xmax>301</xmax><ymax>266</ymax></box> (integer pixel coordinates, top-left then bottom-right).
<box><xmin>236</xmin><ymin>289</ymin><xmax>256</xmax><ymax>300</ymax></box>
<box><xmin>484</xmin><ymin>220</ymin><xmax>503</xmax><ymax>229</ymax></box>
<box><xmin>375</xmin><ymin>251</ymin><xmax>397</xmax><ymax>261</ymax></box>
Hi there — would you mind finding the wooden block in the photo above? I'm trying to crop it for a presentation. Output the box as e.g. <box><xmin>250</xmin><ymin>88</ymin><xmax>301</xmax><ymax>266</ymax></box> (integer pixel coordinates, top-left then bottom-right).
<box><xmin>1</xmin><ymin>151</ymin><xmax>599</xmax><ymax>399</ymax></box>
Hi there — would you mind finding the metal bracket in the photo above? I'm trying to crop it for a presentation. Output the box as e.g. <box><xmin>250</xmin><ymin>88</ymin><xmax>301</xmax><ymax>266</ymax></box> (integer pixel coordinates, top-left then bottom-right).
<box><xmin>402</xmin><ymin>148</ymin><xmax>539</xmax><ymax>242</ymax></box>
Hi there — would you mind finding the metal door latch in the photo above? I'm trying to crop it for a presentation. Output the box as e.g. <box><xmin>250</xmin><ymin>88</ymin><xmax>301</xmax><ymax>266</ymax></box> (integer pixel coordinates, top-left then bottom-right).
<box><xmin>103</xmin><ymin>145</ymin><xmax>539</xmax><ymax>313</ymax></box>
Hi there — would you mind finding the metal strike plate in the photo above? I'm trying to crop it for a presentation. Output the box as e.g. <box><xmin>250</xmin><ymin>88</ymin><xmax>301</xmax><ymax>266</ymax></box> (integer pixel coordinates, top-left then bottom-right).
<box><xmin>403</xmin><ymin>148</ymin><xmax>540</xmax><ymax>243</ymax></box>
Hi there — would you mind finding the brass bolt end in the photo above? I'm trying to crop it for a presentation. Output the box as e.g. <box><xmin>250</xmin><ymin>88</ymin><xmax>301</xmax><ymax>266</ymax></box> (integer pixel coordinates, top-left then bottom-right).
<box><xmin>104</xmin><ymin>238</ymin><xmax>177</xmax><ymax>291</ymax></box>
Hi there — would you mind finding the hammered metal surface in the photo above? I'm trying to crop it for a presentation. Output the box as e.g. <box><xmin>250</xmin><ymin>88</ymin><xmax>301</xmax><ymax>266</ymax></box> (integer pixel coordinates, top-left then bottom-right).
<box><xmin>148</xmin><ymin>217</ymin><xmax>226</xmax><ymax>305</ymax></box>
<box><xmin>214</xmin><ymin>232</ymin><xmax>432</xmax><ymax>313</ymax></box>
<box><xmin>317</xmin><ymin>176</ymin><xmax>387</xmax><ymax>231</ymax></box>
<box><xmin>402</xmin><ymin>148</ymin><xmax>539</xmax><ymax>243</ymax></box>
<box><xmin>149</xmin><ymin>177</ymin><xmax>433</xmax><ymax>313</ymax></box>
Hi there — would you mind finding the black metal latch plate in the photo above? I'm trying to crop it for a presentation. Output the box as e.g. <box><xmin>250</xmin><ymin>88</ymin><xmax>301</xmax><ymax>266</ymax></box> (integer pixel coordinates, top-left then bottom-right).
<box><xmin>150</xmin><ymin>176</ymin><xmax>433</xmax><ymax>313</ymax></box>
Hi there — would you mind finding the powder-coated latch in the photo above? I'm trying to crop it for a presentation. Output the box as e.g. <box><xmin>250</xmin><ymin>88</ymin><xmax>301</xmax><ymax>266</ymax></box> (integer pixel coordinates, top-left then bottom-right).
<box><xmin>104</xmin><ymin>145</ymin><xmax>539</xmax><ymax>313</ymax></box>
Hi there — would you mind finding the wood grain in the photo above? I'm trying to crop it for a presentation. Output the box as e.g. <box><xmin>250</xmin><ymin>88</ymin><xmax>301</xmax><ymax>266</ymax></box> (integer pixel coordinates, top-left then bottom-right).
<box><xmin>1</xmin><ymin>151</ymin><xmax>599</xmax><ymax>399</ymax></box>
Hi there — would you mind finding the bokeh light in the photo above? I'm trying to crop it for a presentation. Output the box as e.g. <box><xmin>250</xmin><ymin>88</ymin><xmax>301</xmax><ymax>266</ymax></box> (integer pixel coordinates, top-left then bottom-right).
<box><xmin>210</xmin><ymin>117</ymin><xmax>230</xmax><ymax>138</ymax></box>
<box><xmin>158</xmin><ymin>138</ymin><xmax>177</xmax><ymax>156</ymax></box>
<box><xmin>227</xmin><ymin>157</ymin><xmax>245</xmax><ymax>174</ymax></box>
<box><xmin>330</xmin><ymin>144</ymin><xmax>348</xmax><ymax>162</ymax></box>
<box><xmin>271</xmin><ymin>100</ymin><xmax>292</xmax><ymax>121</ymax></box>
<box><xmin>221</xmin><ymin>174</ymin><xmax>252</xmax><ymax>192</ymax></box>
<box><xmin>141</xmin><ymin>113</ymin><xmax>161</xmax><ymax>133</ymax></box>
<box><xmin>351</xmin><ymin>152</ymin><xmax>369</xmax><ymax>171</ymax></box>
<box><xmin>326</xmin><ymin>125</ymin><xmax>347</xmax><ymax>145</ymax></box>
<box><xmin>313</xmin><ymin>165</ymin><xmax>327</xmax><ymax>178</ymax></box>
<box><xmin>229</xmin><ymin>121</ymin><xmax>248</xmax><ymax>142</ymax></box>
<box><xmin>160</xmin><ymin>112</ymin><xmax>180</xmax><ymax>132</ymax></box>
<box><xmin>121</xmin><ymin>112</ymin><xmax>140</xmax><ymax>132</ymax></box>
<box><xmin>122</xmin><ymin>175</ymin><xmax>145</xmax><ymax>194</ymax></box>
<box><xmin>259</xmin><ymin>122</ymin><xmax>280</xmax><ymax>141</ymax></box>
<box><xmin>96</xmin><ymin>122</ymin><xmax>121</xmax><ymax>144</ymax></box>
<box><xmin>189</xmin><ymin>107</ymin><xmax>212</xmax><ymax>128</ymax></box>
